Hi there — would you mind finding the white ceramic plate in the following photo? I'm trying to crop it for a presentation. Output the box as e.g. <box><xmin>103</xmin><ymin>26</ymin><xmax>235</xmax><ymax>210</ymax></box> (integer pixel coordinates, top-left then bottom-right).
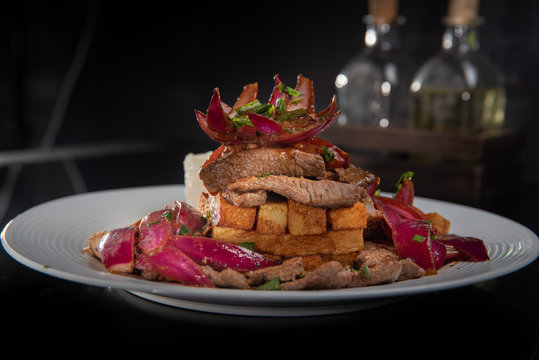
<box><xmin>2</xmin><ymin>185</ymin><xmax>538</xmax><ymax>316</ymax></box>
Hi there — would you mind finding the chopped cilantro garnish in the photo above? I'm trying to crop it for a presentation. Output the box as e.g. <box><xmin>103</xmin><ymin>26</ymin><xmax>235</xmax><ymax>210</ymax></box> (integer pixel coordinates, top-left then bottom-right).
<box><xmin>161</xmin><ymin>210</ymin><xmax>173</xmax><ymax>221</ymax></box>
<box><xmin>235</xmin><ymin>100</ymin><xmax>274</xmax><ymax>118</ymax></box>
<box><xmin>321</xmin><ymin>145</ymin><xmax>335</xmax><ymax>162</ymax></box>
<box><xmin>235</xmin><ymin>100</ymin><xmax>262</xmax><ymax>114</ymax></box>
<box><xmin>412</xmin><ymin>234</ymin><xmax>426</xmax><ymax>242</ymax></box>
<box><xmin>238</xmin><ymin>242</ymin><xmax>256</xmax><ymax>251</ymax></box>
<box><xmin>275</xmin><ymin>97</ymin><xmax>286</xmax><ymax>113</ymax></box>
<box><xmin>396</xmin><ymin>171</ymin><xmax>415</xmax><ymax>192</ymax></box>
<box><xmin>255</xmin><ymin>103</ymin><xmax>274</xmax><ymax>117</ymax></box>
<box><xmin>179</xmin><ymin>224</ymin><xmax>191</xmax><ymax>235</ymax></box>
<box><xmin>278</xmin><ymin>83</ymin><xmax>301</xmax><ymax>97</ymax></box>
<box><xmin>361</xmin><ymin>265</ymin><xmax>370</xmax><ymax>278</ymax></box>
<box><xmin>277</xmin><ymin>108</ymin><xmax>308</xmax><ymax>122</ymax></box>
<box><xmin>231</xmin><ymin>115</ymin><xmax>254</xmax><ymax>128</ymax></box>
<box><xmin>148</xmin><ymin>220</ymin><xmax>162</xmax><ymax>227</ymax></box>
<box><xmin>257</xmin><ymin>277</ymin><xmax>281</xmax><ymax>290</ymax></box>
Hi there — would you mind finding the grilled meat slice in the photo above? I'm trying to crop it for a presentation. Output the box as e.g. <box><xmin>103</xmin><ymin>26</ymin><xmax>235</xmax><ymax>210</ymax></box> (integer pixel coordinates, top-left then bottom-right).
<box><xmin>199</xmin><ymin>147</ymin><xmax>327</xmax><ymax>194</ymax></box>
<box><xmin>222</xmin><ymin>175</ymin><xmax>365</xmax><ymax>208</ymax></box>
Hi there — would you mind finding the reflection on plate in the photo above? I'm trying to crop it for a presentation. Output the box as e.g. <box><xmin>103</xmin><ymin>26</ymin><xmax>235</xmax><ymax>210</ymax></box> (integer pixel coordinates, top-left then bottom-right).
<box><xmin>2</xmin><ymin>185</ymin><xmax>538</xmax><ymax>317</ymax></box>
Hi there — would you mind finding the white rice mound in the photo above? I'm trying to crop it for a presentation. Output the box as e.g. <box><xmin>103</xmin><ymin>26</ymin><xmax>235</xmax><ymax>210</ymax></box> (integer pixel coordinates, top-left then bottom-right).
<box><xmin>183</xmin><ymin>151</ymin><xmax>213</xmax><ymax>208</ymax></box>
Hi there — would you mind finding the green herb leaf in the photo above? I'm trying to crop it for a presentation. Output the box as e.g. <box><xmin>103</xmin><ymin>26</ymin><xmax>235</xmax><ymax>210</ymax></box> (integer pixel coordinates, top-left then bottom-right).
<box><xmin>148</xmin><ymin>220</ymin><xmax>162</xmax><ymax>227</ymax></box>
<box><xmin>257</xmin><ymin>172</ymin><xmax>274</xmax><ymax>178</ymax></box>
<box><xmin>235</xmin><ymin>99</ymin><xmax>262</xmax><ymax>114</ymax></box>
<box><xmin>179</xmin><ymin>224</ymin><xmax>191</xmax><ymax>235</ymax></box>
<box><xmin>255</xmin><ymin>103</ymin><xmax>274</xmax><ymax>117</ymax></box>
<box><xmin>231</xmin><ymin>115</ymin><xmax>254</xmax><ymax>128</ymax></box>
<box><xmin>412</xmin><ymin>234</ymin><xmax>426</xmax><ymax>242</ymax></box>
<box><xmin>257</xmin><ymin>277</ymin><xmax>281</xmax><ymax>290</ymax></box>
<box><xmin>278</xmin><ymin>83</ymin><xmax>302</xmax><ymax>97</ymax></box>
<box><xmin>396</xmin><ymin>171</ymin><xmax>415</xmax><ymax>192</ymax></box>
<box><xmin>361</xmin><ymin>265</ymin><xmax>370</xmax><ymax>278</ymax></box>
<box><xmin>161</xmin><ymin>210</ymin><xmax>173</xmax><ymax>221</ymax></box>
<box><xmin>238</xmin><ymin>242</ymin><xmax>256</xmax><ymax>251</ymax></box>
<box><xmin>321</xmin><ymin>145</ymin><xmax>335</xmax><ymax>162</ymax></box>
<box><xmin>276</xmin><ymin>108</ymin><xmax>308</xmax><ymax>122</ymax></box>
<box><xmin>275</xmin><ymin>97</ymin><xmax>286</xmax><ymax>113</ymax></box>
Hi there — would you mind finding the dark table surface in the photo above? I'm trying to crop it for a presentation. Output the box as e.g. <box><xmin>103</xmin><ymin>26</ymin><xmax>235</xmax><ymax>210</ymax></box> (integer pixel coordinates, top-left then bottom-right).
<box><xmin>2</xmin><ymin>222</ymin><xmax>538</xmax><ymax>359</ymax></box>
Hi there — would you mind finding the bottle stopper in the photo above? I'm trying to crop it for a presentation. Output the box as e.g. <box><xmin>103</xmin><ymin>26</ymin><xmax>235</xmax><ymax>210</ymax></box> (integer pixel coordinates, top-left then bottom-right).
<box><xmin>445</xmin><ymin>0</ymin><xmax>480</xmax><ymax>26</ymax></box>
<box><xmin>369</xmin><ymin>0</ymin><xmax>399</xmax><ymax>25</ymax></box>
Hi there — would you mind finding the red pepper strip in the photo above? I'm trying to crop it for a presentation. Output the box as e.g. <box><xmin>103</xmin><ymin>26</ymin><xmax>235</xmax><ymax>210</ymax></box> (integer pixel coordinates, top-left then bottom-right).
<box><xmin>136</xmin><ymin>245</ymin><xmax>215</xmax><ymax>287</ymax></box>
<box><xmin>365</xmin><ymin>178</ymin><xmax>380</xmax><ymax>199</ymax></box>
<box><xmin>98</xmin><ymin>226</ymin><xmax>138</xmax><ymax>274</ymax></box>
<box><xmin>294</xmin><ymin>137</ymin><xmax>350</xmax><ymax>169</ymax></box>
<box><xmin>268</xmin><ymin>74</ymin><xmax>289</xmax><ymax>107</ymax></box>
<box><xmin>233</xmin><ymin>82</ymin><xmax>258</xmax><ymax>110</ymax></box>
<box><xmin>206</xmin><ymin>88</ymin><xmax>234</xmax><ymax>133</ymax></box>
<box><xmin>169</xmin><ymin>235</ymin><xmax>280</xmax><ymax>272</ymax></box>
<box><xmin>395</xmin><ymin>178</ymin><xmax>415</xmax><ymax>205</ymax></box>
<box><xmin>287</xmin><ymin>74</ymin><xmax>315</xmax><ymax>113</ymax></box>
<box><xmin>393</xmin><ymin>219</ymin><xmax>438</xmax><ymax>275</ymax></box>
<box><xmin>248</xmin><ymin>113</ymin><xmax>283</xmax><ymax>134</ymax></box>
<box><xmin>375</xmin><ymin>195</ymin><xmax>427</xmax><ymax>222</ymax></box>
<box><xmin>437</xmin><ymin>234</ymin><xmax>490</xmax><ymax>262</ymax></box>
<box><xmin>201</xmin><ymin>144</ymin><xmax>227</xmax><ymax>169</ymax></box>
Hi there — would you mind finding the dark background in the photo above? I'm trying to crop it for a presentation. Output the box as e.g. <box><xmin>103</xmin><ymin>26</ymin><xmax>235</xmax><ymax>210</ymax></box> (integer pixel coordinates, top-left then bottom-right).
<box><xmin>1</xmin><ymin>1</ymin><xmax>538</xmax><ymax>357</ymax></box>
<box><xmin>1</xmin><ymin>0</ymin><xmax>538</xmax><ymax>232</ymax></box>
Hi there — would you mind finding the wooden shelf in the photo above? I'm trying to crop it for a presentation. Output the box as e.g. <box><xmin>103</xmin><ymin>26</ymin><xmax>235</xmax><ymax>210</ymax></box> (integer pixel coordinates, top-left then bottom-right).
<box><xmin>321</xmin><ymin>125</ymin><xmax>524</xmax><ymax>212</ymax></box>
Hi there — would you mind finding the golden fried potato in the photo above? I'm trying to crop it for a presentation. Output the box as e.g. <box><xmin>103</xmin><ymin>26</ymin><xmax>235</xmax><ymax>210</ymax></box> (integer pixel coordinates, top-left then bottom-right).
<box><xmin>327</xmin><ymin>201</ymin><xmax>367</xmax><ymax>230</ymax></box>
<box><xmin>207</xmin><ymin>192</ymin><xmax>257</xmax><ymax>230</ymax></box>
<box><xmin>211</xmin><ymin>225</ymin><xmax>364</xmax><ymax>257</ymax></box>
<box><xmin>287</xmin><ymin>199</ymin><xmax>327</xmax><ymax>235</ymax></box>
<box><xmin>256</xmin><ymin>198</ymin><xmax>288</xmax><ymax>235</ymax></box>
<box><xmin>426</xmin><ymin>212</ymin><xmax>451</xmax><ymax>235</ymax></box>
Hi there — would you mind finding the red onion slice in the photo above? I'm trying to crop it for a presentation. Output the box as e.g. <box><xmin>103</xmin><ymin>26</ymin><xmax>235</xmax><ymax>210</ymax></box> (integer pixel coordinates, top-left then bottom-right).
<box><xmin>248</xmin><ymin>113</ymin><xmax>283</xmax><ymax>134</ymax></box>
<box><xmin>136</xmin><ymin>245</ymin><xmax>214</xmax><ymax>287</ymax></box>
<box><xmin>206</xmin><ymin>88</ymin><xmax>234</xmax><ymax>133</ymax></box>
<box><xmin>169</xmin><ymin>235</ymin><xmax>280</xmax><ymax>272</ymax></box>
<box><xmin>438</xmin><ymin>235</ymin><xmax>490</xmax><ymax>262</ymax></box>
<box><xmin>98</xmin><ymin>226</ymin><xmax>137</xmax><ymax>274</ymax></box>
<box><xmin>393</xmin><ymin>219</ymin><xmax>438</xmax><ymax>275</ymax></box>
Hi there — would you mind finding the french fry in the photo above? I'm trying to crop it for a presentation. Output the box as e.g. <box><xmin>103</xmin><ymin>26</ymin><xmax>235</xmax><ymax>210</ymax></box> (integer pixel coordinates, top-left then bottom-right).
<box><xmin>256</xmin><ymin>198</ymin><xmax>288</xmax><ymax>235</ymax></box>
<box><xmin>287</xmin><ymin>199</ymin><xmax>327</xmax><ymax>235</ymax></box>
<box><xmin>211</xmin><ymin>225</ymin><xmax>364</xmax><ymax>257</ymax></box>
<box><xmin>426</xmin><ymin>212</ymin><xmax>451</xmax><ymax>235</ymax></box>
<box><xmin>327</xmin><ymin>201</ymin><xmax>367</xmax><ymax>230</ymax></box>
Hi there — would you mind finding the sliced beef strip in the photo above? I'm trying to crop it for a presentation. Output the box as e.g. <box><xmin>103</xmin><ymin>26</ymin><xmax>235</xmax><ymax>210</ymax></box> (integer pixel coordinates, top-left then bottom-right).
<box><xmin>199</xmin><ymin>147</ymin><xmax>328</xmax><ymax>194</ymax></box>
<box><xmin>280</xmin><ymin>261</ymin><xmax>352</xmax><ymax>290</ymax></box>
<box><xmin>222</xmin><ymin>175</ymin><xmax>365</xmax><ymax>208</ymax></box>
<box><xmin>202</xmin><ymin>266</ymin><xmax>251</xmax><ymax>289</ymax></box>
<box><xmin>348</xmin><ymin>241</ymin><xmax>426</xmax><ymax>287</ymax></box>
<box><xmin>334</xmin><ymin>166</ymin><xmax>378</xmax><ymax>188</ymax></box>
<box><xmin>244</xmin><ymin>257</ymin><xmax>305</xmax><ymax>286</ymax></box>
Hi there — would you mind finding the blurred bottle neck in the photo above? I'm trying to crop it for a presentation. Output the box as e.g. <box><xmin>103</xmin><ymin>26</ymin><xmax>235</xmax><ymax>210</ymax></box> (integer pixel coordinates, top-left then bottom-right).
<box><xmin>442</xmin><ymin>23</ymin><xmax>481</xmax><ymax>53</ymax></box>
<box><xmin>363</xmin><ymin>15</ymin><xmax>403</xmax><ymax>51</ymax></box>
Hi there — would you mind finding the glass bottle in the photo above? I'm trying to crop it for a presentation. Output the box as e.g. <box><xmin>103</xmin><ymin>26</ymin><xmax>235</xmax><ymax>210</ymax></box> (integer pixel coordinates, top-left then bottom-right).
<box><xmin>409</xmin><ymin>0</ymin><xmax>506</xmax><ymax>133</ymax></box>
<box><xmin>335</xmin><ymin>0</ymin><xmax>414</xmax><ymax>128</ymax></box>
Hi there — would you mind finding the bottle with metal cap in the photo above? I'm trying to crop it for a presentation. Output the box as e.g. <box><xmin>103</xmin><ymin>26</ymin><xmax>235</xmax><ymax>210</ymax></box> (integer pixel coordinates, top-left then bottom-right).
<box><xmin>335</xmin><ymin>0</ymin><xmax>414</xmax><ymax>128</ymax></box>
<box><xmin>409</xmin><ymin>0</ymin><xmax>506</xmax><ymax>133</ymax></box>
